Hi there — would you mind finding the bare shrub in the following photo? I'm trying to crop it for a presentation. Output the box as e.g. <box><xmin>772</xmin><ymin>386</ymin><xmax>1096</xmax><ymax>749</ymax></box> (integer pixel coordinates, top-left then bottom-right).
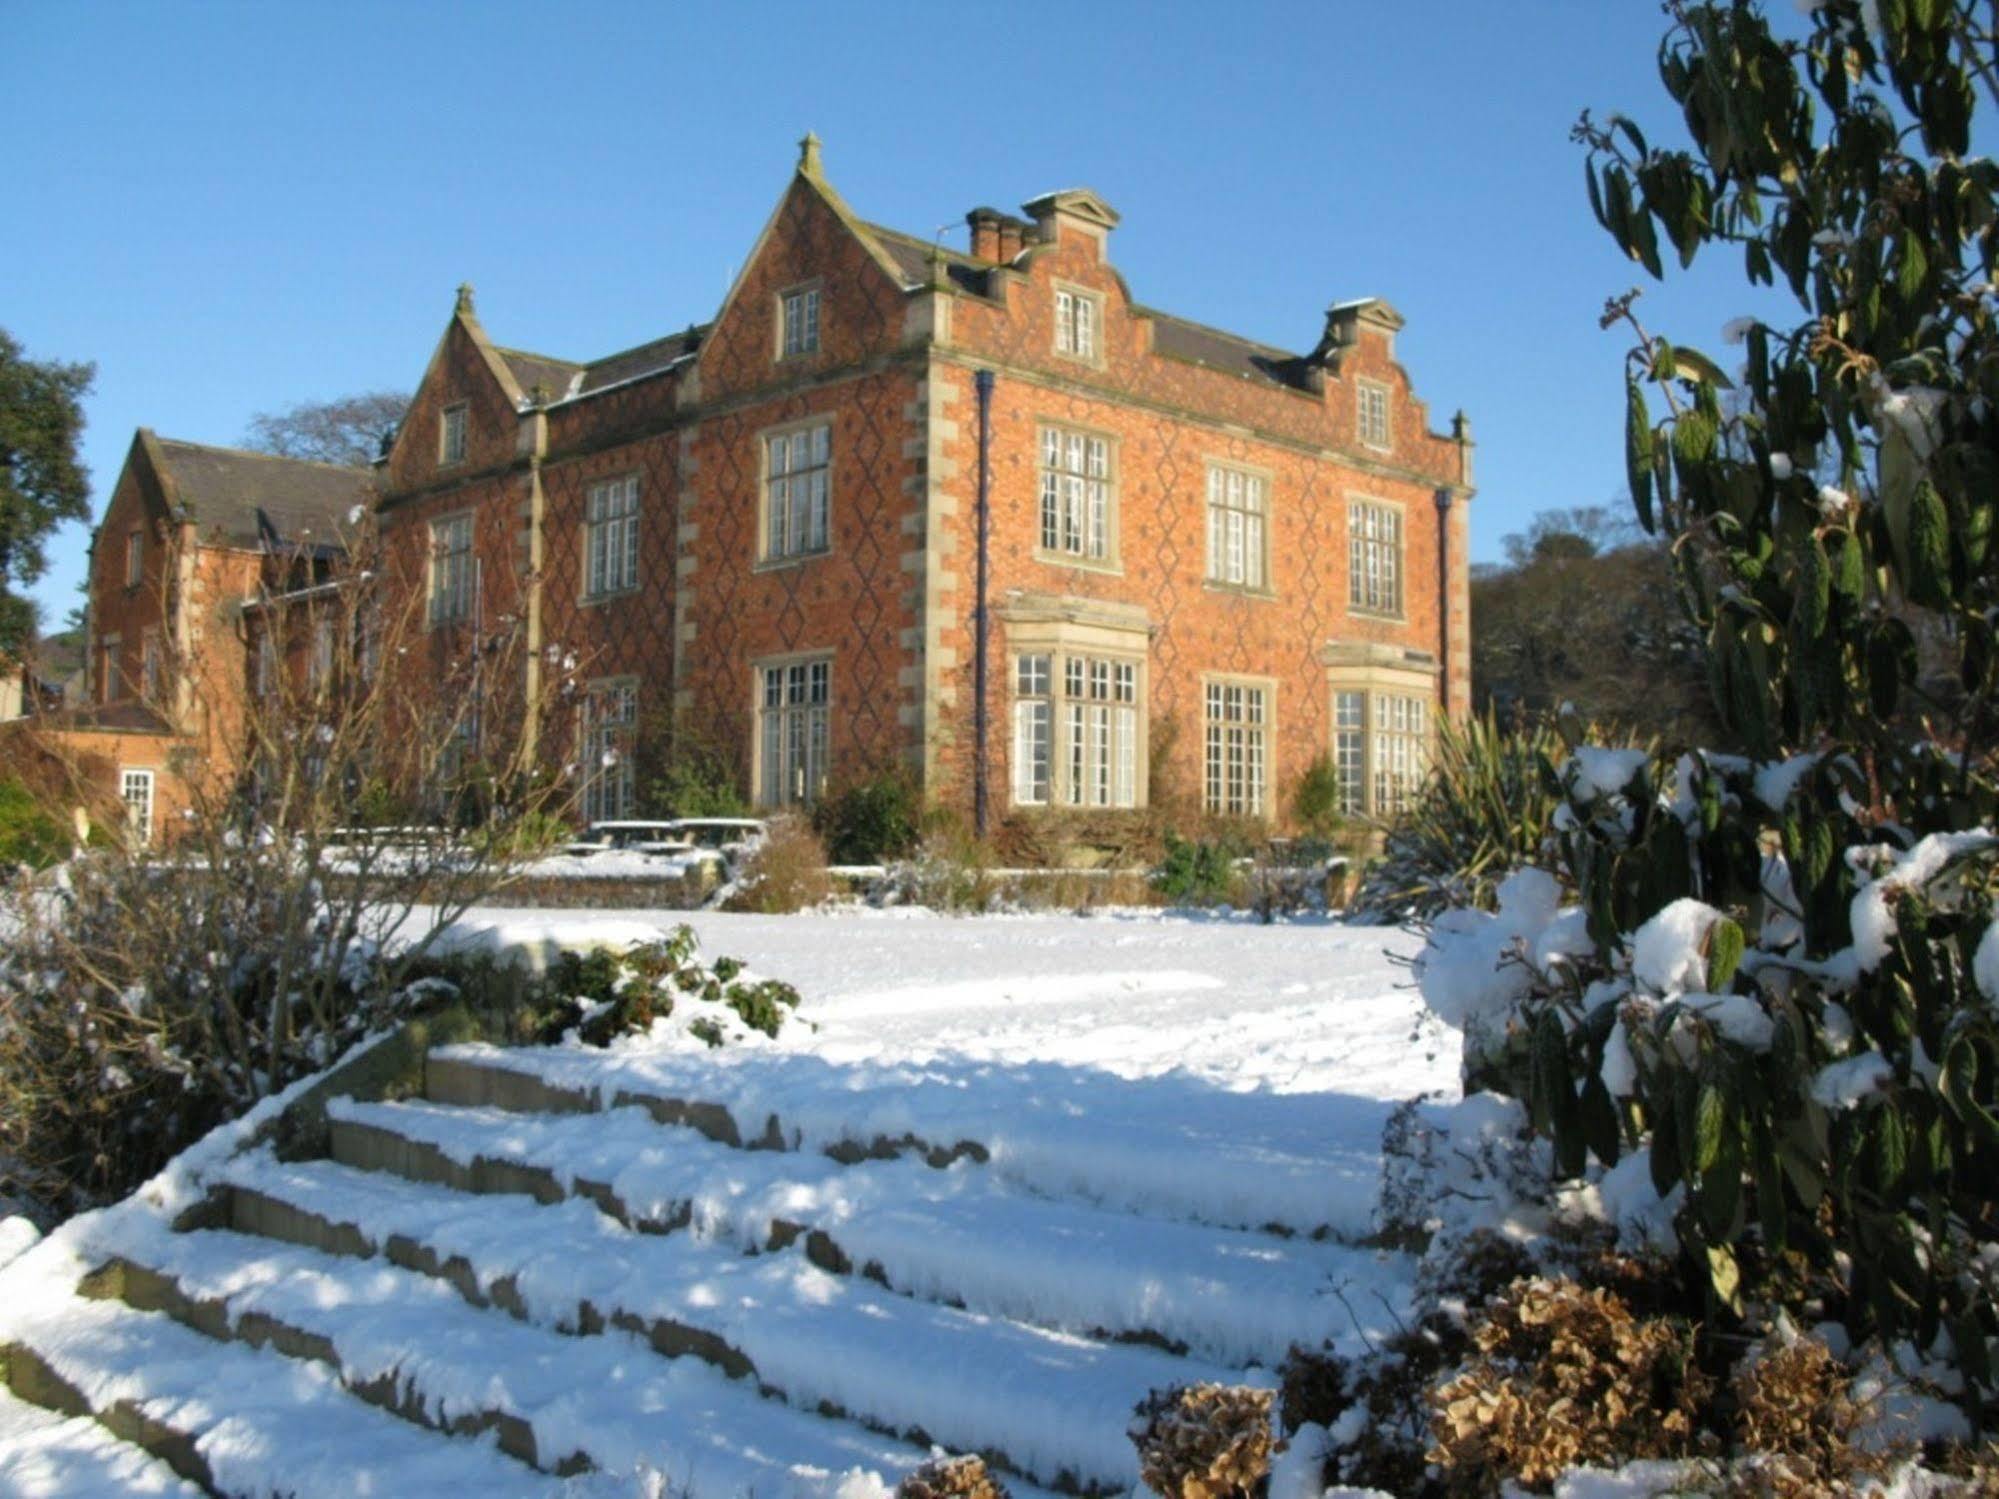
<box><xmin>0</xmin><ymin>519</ymin><xmax>577</xmax><ymax>1218</ymax></box>
<box><xmin>1723</xmin><ymin>1337</ymin><xmax>1898</xmax><ymax>1498</ymax></box>
<box><xmin>723</xmin><ymin>814</ymin><xmax>831</xmax><ymax>913</ymax></box>
<box><xmin>897</xmin><ymin>1454</ymin><xmax>1010</xmax><ymax>1499</ymax></box>
<box><xmin>1426</xmin><ymin>1276</ymin><xmax>1712</xmax><ymax>1494</ymax></box>
<box><xmin>1131</xmin><ymin>1383</ymin><xmax>1274</xmax><ymax>1499</ymax></box>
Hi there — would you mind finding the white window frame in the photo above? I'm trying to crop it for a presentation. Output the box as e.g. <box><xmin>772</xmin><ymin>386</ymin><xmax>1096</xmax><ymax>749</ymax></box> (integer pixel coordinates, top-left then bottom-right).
<box><xmin>1037</xmin><ymin>425</ymin><xmax>1116</xmax><ymax>566</ymax></box>
<box><xmin>1357</xmin><ymin>379</ymin><xmax>1392</xmax><ymax>451</ymax></box>
<box><xmin>440</xmin><ymin>402</ymin><xmax>469</xmax><ymax>466</ymax></box>
<box><xmin>428</xmin><ymin>513</ymin><xmax>474</xmax><ymax>625</ymax></box>
<box><xmin>1349</xmin><ymin>498</ymin><xmax>1404</xmax><ymax>617</ymax></box>
<box><xmin>1054</xmin><ymin>285</ymin><xmax>1100</xmax><ymax>362</ymax></box>
<box><xmin>761</xmin><ymin>421</ymin><xmax>832</xmax><ymax>563</ymax></box>
<box><xmin>125</xmin><ymin>529</ymin><xmax>143</xmax><ymax>587</ymax></box>
<box><xmin>1011</xmin><ymin>650</ymin><xmax>1140</xmax><ymax>809</ymax></box>
<box><xmin>581</xmin><ymin>679</ymin><xmax>639</xmax><ymax>823</ymax></box>
<box><xmin>756</xmin><ymin>655</ymin><xmax>831</xmax><ymax>809</ymax></box>
<box><xmin>584</xmin><ymin>474</ymin><xmax>641</xmax><ymax>599</ymax></box>
<box><xmin>1205</xmin><ymin>463</ymin><xmax>1270</xmax><ymax>592</ymax></box>
<box><xmin>121</xmin><ymin>769</ymin><xmax>155</xmax><ymax>846</ymax></box>
<box><xmin>1203</xmin><ymin>677</ymin><xmax>1272</xmax><ymax>818</ymax></box>
<box><xmin>1333</xmin><ymin>689</ymin><xmax>1431</xmax><ymax>816</ymax></box>
<box><xmin>779</xmin><ymin>284</ymin><xmax>821</xmax><ymax>359</ymax></box>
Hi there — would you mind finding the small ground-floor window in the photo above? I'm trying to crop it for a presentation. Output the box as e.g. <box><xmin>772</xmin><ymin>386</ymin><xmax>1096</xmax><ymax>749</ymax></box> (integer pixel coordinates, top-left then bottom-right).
<box><xmin>582</xmin><ymin>680</ymin><xmax>638</xmax><ymax>823</ymax></box>
<box><xmin>759</xmin><ymin>657</ymin><xmax>830</xmax><ymax>808</ymax></box>
<box><xmin>121</xmin><ymin>768</ymin><xmax>155</xmax><ymax>846</ymax></box>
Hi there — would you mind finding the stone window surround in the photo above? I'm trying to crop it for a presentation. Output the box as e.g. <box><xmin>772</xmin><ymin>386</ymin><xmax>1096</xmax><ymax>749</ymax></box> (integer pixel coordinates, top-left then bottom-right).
<box><xmin>1356</xmin><ymin>377</ymin><xmax>1393</xmax><ymax>453</ymax></box>
<box><xmin>581</xmin><ymin>471</ymin><xmax>643</xmax><ymax>604</ymax></box>
<box><xmin>776</xmin><ymin>279</ymin><xmax>824</xmax><ymax>361</ymax></box>
<box><xmin>439</xmin><ymin>401</ymin><xmax>470</xmax><ymax>469</ymax></box>
<box><xmin>751</xmin><ymin>647</ymin><xmax>835</xmax><ymax>811</ymax></box>
<box><xmin>580</xmin><ymin>674</ymin><xmax>640</xmax><ymax>823</ymax></box>
<box><xmin>1202</xmin><ymin>456</ymin><xmax>1276</xmax><ymax>598</ymax></box>
<box><xmin>1319</xmin><ymin>641</ymin><xmax>1441</xmax><ymax>815</ymax></box>
<box><xmin>125</xmin><ymin>529</ymin><xmax>144</xmax><ymax>589</ymax></box>
<box><xmin>997</xmin><ymin>592</ymin><xmax>1151</xmax><ymax>811</ymax></box>
<box><xmin>754</xmin><ymin>413</ymin><xmax>834</xmax><ymax>570</ymax></box>
<box><xmin>1200</xmin><ymin>670</ymin><xmax>1278</xmax><ymax>819</ymax></box>
<box><xmin>1052</xmin><ymin>280</ymin><xmax>1106</xmax><ymax>367</ymax></box>
<box><xmin>1034</xmin><ymin>417</ymin><xmax>1122</xmax><ymax>574</ymax></box>
<box><xmin>100</xmin><ymin>632</ymin><xmax>122</xmax><ymax>703</ymax></box>
<box><xmin>1347</xmin><ymin>493</ymin><xmax>1407</xmax><ymax>621</ymax></box>
<box><xmin>426</xmin><ymin>509</ymin><xmax>476</xmax><ymax>628</ymax></box>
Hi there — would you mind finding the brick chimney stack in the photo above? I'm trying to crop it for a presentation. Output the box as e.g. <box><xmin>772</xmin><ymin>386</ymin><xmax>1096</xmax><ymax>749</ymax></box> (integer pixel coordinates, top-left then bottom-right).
<box><xmin>967</xmin><ymin>207</ymin><xmax>1003</xmax><ymax>263</ymax></box>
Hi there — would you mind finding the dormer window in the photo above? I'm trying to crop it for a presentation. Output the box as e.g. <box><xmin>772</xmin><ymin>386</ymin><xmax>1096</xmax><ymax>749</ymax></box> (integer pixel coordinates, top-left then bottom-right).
<box><xmin>780</xmin><ymin>285</ymin><xmax>821</xmax><ymax>358</ymax></box>
<box><xmin>440</xmin><ymin>403</ymin><xmax>469</xmax><ymax>467</ymax></box>
<box><xmin>1054</xmin><ymin>286</ymin><xmax>1099</xmax><ymax>361</ymax></box>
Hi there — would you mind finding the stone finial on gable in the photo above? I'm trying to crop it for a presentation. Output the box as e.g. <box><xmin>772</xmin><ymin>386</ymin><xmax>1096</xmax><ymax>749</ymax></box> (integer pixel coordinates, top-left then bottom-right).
<box><xmin>455</xmin><ymin>282</ymin><xmax>476</xmax><ymax>316</ymax></box>
<box><xmin>798</xmin><ymin>131</ymin><xmax>824</xmax><ymax>177</ymax></box>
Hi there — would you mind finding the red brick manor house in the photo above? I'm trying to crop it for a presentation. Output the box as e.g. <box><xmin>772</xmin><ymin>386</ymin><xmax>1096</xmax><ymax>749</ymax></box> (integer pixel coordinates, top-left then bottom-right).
<box><xmin>66</xmin><ymin>137</ymin><xmax>1473</xmax><ymax>837</ymax></box>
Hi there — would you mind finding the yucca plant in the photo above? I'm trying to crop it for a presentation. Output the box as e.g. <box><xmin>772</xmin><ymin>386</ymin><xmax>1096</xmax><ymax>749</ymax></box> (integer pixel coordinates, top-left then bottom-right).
<box><xmin>1352</xmin><ymin>710</ymin><xmax>1636</xmax><ymax>919</ymax></box>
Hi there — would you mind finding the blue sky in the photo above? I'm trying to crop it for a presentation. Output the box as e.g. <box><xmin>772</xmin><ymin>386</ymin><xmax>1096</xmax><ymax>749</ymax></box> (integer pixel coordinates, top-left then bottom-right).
<box><xmin>4</xmin><ymin>1</ymin><xmax>1798</xmax><ymax>632</ymax></box>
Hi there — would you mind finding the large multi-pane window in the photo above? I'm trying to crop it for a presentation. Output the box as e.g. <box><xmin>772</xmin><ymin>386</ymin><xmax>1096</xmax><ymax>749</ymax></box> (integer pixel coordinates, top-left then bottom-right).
<box><xmin>585</xmin><ymin>474</ymin><xmax>641</xmax><ymax>598</ymax></box>
<box><xmin>764</xmin><ymin>423</ymin><xmax>831</xmax><ymax>560</ymax></box>
<box><xmin>1011</xmin><ymin>652</ymin><xmax>1139</xmax><ymax>808</ymax></box>
<box><xmin>759</xmin><ymin>658</ymin><xmax>830</xmax><ymax>808</ymax></box>
<box><xmin>1333</xmin><ymin>689</ymin><xmax>1430</xmax><ymax>815</ymax></box>
<box><xmin>440</xmin><ymin>403</ymin><xmax>468</xmax><ymax>466</ymax></box>
<box><xmin>781</xmin><ymin>286</ymin><xmax>821</xmax><ymax>358</ymax></box>
<box><xmin>1205</xmin><ymin>465</ymin><xmax>1268</xmax><ymax>590</ymax></box>
<box><xmin>1349</xmin><ymin>500</ymin><xmax>1403</xmax><ymax>616</ymax></box>
<box><xmin>429</xmin><ymin>514</ymin><xmax>474</xmax><ymax>624</ymax></box>
<box><xmin>1038</xmin><ymin>427</ymin><xmax>1113</xmax><ymax>562</ymax></box>
<box><xmin>1204</xmin><ymin>680</ymin><xmax>1269</xmax><ymax>817</ymax></box>
<box><xmin>1357</xmin><ymin>379</ymin><xmax>1392</xmax><ymax>450</ymax></box>
<box><xmin>1054</xmin><ymin>287</ymin><xmax>1099</xmax><ymax>360</ymax></box>
<box><xmin>121</xmin><ymin>769</ymin><xmax>154</xmax><ymax>846</ymax></box>
<box><xmin>582</xmin><ymin>681</ymin><xmax>638</xmax><ymax>823</ymax></box>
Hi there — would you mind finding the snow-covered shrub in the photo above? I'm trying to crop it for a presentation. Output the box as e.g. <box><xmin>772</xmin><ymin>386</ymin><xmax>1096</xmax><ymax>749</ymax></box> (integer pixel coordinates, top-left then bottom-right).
<box><xmin>722</xmin><ymin>814</ymin><xmax>832</xmax><ymax>912</ymax></box>
<box><xmin>1152</xmin><ymin>835</ymin><xmax>1242</xmax><ymax>905</ymax></box>
<box><xmin>896</xmin><ymin>1454</ymin><xmax>1009</xmax><ymax>1499</ymax></box>
<box><xmin>527</xmin><ymin>925</ymin><xmax>801</xmax><ymax>1049</ymax></box>
<box><xmin>1728</xmin><ymin>1334</ymin><xmax>1899</xmax><ymax>1497</ymax></box>
<box><xmin>1399</xmin><ymin>0</ymin><xmax>1999</xmax><ymax>1430</ymax></box>
<box><xmin>1129</xmin><ymin>1383</ymin><xmax>1274</xmax><ymax>1499</ymax></box>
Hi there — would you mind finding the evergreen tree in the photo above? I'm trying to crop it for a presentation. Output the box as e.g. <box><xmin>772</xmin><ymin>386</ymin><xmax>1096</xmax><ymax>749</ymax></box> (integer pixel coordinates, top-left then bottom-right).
<box><xmin>0</xmin><ymin>330</ymin><xmax>93</xmax><ymax>657</ymax></box>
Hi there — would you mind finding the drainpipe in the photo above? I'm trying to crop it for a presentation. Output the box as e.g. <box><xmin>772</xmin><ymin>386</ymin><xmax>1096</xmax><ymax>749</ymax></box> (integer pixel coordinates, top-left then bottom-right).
<box><xmin>1434</xmin><ymin>489</ymin><xmax>1453</xmax><ymax>716</ymax></box>
<box><xmin>973</xmin><ymin>369</ymin><xmax>995</xmax><ymax>837</ymax></box>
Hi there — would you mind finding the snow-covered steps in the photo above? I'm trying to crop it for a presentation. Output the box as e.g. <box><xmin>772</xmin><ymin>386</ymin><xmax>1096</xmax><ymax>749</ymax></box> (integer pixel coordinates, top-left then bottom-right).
<box><xmin>91</xmin><ymin>1219</ymin><xmax>944</xmax><ymax>1496</ymax></box>
<box><xmin>0</xmin><ymin>1281</ymin><xmax>555</xmax><ymax>1497</ymax></box>
<box><xmin>426</xmin><ymin>1041</ymin><xmax>1390</xmax><ymax>1238</ymax></box>
<box><xmin>216</xmin><ymin>1149</ymin><xmax>1241</xmax><ymax>1492</ymax></box>
<box><xmin>0</xmin><ymin>1384</ymin><xmax>203</xmax><ymax>1497</ymax></box>
<box><xmin>327</xmin><ymin>1095</ymin><xmax>1410</xmax><ymax>1368</ymax></box>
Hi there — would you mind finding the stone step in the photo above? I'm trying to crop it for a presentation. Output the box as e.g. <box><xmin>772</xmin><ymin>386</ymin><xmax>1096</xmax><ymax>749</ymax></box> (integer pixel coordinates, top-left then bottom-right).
<box><xmin>329</xmin><ymin>1095</ymin><xmax>1407</xmax><ymax>1368</ymax></box>
<box><xmin>423</xmin><ymin>1040</ymin><xmax>1385</xmax><ymax>1239</ymax></box>
<box><xmin>215</xmin><ymin>1149</ymin><xmax>1241</xmax><ymax>1493</ymax></box>
<box><xmin>92</xmin><ymin>1219</ymin><xmax>945</xmax><ymax>1498</ymax></box>
<box><xmin>0</xmin><ymin>1287</ymin><xmax>554</xmax><ymax>1497</ymax></box>
<box><xmin>0</xmin><ymin>1382</ymin><xmax>204</xmax><ymax>1497</ymax></box>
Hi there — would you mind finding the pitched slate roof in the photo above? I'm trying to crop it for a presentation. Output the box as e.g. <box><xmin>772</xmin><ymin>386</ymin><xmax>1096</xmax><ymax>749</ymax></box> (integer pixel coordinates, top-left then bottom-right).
<box><xmin>493</xmin><ymin>347</ymin><xmax>584</xmax><ymax>402</ymax></box>
<box><xmin>151</xmin><ymin>438</ymin><xmax>373</xmax><ymax>550</ymax></box>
